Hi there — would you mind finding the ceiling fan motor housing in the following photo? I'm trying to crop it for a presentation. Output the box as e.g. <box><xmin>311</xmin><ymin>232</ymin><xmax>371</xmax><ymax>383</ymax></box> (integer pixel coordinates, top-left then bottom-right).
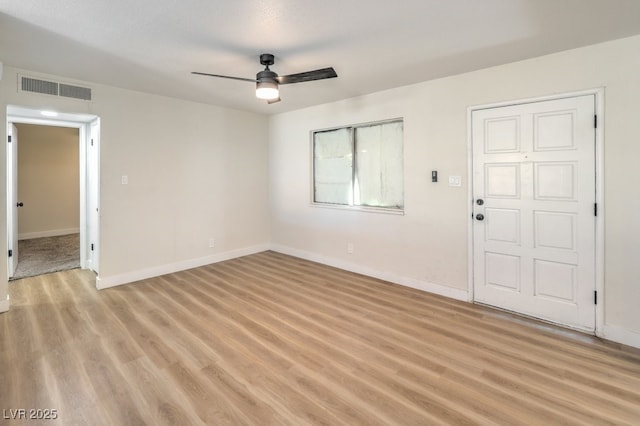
<box><xmin>257</xmin><ymin>69</ymin><xmax>278</xmax><ymax>84</ymax></box>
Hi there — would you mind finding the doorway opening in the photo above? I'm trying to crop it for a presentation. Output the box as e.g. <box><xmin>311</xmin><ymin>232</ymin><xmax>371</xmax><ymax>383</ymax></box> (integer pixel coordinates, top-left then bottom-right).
<box><xmin>6</xmin><ymin>106</ymin><xmax>100</xmax><ymax>281</ymax></box>
<box><xmin>12</xmin><ymin>123</ymin><xmax>79</xmax><ymax>279</ymax></box>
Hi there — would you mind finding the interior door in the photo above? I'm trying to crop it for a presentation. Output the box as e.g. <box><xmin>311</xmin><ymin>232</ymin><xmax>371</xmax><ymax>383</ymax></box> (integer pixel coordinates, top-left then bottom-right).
<box><xmin>7</xmin><ymin>123</ymin><xmax>19</xmax><ymax>278</ymax></box>
<box><xmin>472</xmin><ymin>95</ymin><xmax>596</xmax><ymax>331</ymax></box>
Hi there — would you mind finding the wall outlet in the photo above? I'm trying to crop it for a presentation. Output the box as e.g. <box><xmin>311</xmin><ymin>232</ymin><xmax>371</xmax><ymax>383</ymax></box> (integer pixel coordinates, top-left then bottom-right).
<box><xmin>209</xmin><ymin>238</ymin><xmax>215</xmax><ymax>248</ymax></box>
<box><xmin>347</xmin><ymin>243</ymin><xmax>354</xmax><ymax>254</ymax></box>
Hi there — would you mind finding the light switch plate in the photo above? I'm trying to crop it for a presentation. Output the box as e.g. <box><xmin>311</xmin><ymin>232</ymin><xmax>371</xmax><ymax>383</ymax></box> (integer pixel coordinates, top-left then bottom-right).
<box><xmin>448</xmin><ymin>176</ymin><xmax>462</xmax><ymax>187</ymax></box>
<box><xmin>121</xmin><ymin>175</ymin><xmax>128</xmax><ymax>185</ymax></box>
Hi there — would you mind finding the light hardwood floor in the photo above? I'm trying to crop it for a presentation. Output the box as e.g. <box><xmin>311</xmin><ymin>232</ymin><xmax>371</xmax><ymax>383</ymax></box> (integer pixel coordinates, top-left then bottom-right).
<box><xmin>1</xmin><ymin>251</ymin><xmax>639</xmax><ymax>425</ymax></box>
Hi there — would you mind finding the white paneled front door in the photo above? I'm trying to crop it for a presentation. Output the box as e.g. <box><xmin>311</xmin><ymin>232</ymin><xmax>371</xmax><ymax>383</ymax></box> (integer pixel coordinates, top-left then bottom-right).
<box><xmin>472</xmin><ymin>95</ymin><xmax>596</xmax><ymax>331</ymax></box>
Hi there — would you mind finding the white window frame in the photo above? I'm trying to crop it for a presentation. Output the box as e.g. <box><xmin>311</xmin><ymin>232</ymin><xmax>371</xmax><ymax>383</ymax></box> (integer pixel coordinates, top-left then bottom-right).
<box><xmin>310</xmin><ymin>118</ymin><xmax>404</xmax><ymax>215</ymax></box>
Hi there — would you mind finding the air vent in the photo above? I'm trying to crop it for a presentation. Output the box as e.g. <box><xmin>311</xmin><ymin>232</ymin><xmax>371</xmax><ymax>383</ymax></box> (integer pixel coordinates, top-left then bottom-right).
<box><xmin>21</xmin><ymin>77</ymin><xmax>58</xmax><ymax>96</ymax></box>
<box><xmin>59</xmin><ymin>83</ymin><xmax>92</xmax><ymax>101</ymax></box>
<box><xmin>18</xmin><ymin>75</ymin><xmax>92</xmax><ymax>101</ymax></box>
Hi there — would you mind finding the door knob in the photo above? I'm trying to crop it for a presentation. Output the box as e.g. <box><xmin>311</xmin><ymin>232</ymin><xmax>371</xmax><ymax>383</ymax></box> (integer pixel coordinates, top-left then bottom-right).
<box><xmin>475</xmin><ymin>213</ymin><xmax>484</xmax><ymax>221</ymax></box>
<box><xmin>476</xmin><ymin>199</ymin><xmax>484</xmax><ymax>206</ymax></box>
<box><xmin>16</xmin><ymin>202</ymin><xmax>24</xmax><ymax>207</ymax></box>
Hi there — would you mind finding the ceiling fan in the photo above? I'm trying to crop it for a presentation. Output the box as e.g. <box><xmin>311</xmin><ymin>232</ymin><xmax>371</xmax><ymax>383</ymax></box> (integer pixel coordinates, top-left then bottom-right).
<box><xmin>192</xmin><ymin>53</ymin><xmax>338</xmax><ymax>104</ymax></box>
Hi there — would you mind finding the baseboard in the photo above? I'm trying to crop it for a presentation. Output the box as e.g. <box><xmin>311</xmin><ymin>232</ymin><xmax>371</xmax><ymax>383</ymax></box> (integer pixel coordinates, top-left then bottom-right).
<box><xmin>601</xmin><ymin>324</ymin><xmax>640</xmax><ymax>349</ymax></box>
<box><xmin>270</xmin><ymin>244</ymin><xmax>469</xmax><ymax>302</ymax></box>
<box><xmin>95</xmin><ymin>244</ymin><xmax>270</xmax><ymax>290</ymax></box>
<box><xmin>0</xmin><ymin>295</ymin><xmax>9</xmax><ymax>313</ymax></box>
<box><xmin>19</xmin><ymin>228</ymin><xmax>80</xmax><ymax>240</ymax></box>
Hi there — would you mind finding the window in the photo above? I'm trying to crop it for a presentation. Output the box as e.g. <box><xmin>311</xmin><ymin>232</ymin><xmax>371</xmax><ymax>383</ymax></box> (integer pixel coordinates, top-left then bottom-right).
<box><xmin>313</xmin><ymin>119</ymin><xmax>403</xmax><ymax>211</ymax></box>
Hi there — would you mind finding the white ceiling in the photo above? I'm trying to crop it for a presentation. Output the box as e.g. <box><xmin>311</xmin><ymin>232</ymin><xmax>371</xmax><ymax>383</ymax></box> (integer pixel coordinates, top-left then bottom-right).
<box><xmin>1</xmin><ymin>0</ymin><xmax>640</xmax><ymax>115</ymax></box>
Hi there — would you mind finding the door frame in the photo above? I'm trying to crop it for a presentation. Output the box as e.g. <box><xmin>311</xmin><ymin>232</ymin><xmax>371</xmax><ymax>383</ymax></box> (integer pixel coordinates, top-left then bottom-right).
<box><xmin>466</xmin><ymin>88</ymin><xmax>605</xmax><ymax>337</ymax></box>
<box><xmin>6</xmin><ymin>108</ymin><xmax>100</xmax><ymax>278</ymax></box>
<box><xmin>7</xmin><ymin>124</ymin><xmax>18</xmax><ymax>277</ymax></box>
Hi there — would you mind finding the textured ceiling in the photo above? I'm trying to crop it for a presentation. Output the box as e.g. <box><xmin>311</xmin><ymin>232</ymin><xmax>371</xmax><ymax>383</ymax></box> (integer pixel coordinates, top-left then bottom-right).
<box><xmin>1</xmin><ymin>0</ymin><xmax>640</xmax><ymax>115</ymax></box>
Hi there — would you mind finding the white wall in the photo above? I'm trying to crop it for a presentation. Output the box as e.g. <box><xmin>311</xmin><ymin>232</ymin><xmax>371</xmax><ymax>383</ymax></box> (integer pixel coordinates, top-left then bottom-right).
<box><xmin>0</xmin><ymin>66</ymin><xmax>270</xmax><ymax>300</ymax></box>
<box><xmin>269</xmin><ymin>35</ymin><xmax>640</xmax><ymax>347</ymax></box>
<box><xmin>17</xmin><ymin>123</ymin><xmax>80</xmax><ymax>239</ymax></box>
<box><xmin>94</xmin><ymin>83</ymin><xmax>270</xmax><ymax>286</ymax></box>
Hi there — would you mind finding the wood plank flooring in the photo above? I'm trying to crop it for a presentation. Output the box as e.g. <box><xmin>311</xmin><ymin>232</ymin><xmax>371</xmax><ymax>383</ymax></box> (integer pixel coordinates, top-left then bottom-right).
<box><xmin>1</xmin><ymin>250</ymin><xmax>639</xmax><ymax>425</ymax></box>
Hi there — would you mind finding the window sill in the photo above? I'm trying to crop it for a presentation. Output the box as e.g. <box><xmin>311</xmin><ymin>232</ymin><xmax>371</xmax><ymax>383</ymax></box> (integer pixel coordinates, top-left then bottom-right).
<box><xmin>310</xmin><ymin>202</ymin><xmax>405</xmax><ymax>216</ymax></box>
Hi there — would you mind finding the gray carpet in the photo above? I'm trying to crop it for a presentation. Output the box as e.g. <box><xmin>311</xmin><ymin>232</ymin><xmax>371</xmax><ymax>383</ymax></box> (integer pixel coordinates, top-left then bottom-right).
<box><xmin>12</xmin><ymin>234</ymin><xmax>80</xmax><ymax>280</ymax></box>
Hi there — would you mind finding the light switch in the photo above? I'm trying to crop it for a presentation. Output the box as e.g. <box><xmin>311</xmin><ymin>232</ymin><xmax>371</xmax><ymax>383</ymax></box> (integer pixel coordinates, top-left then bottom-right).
<box><xmin>448</xmin><ymin>176</ymin><xmax>462</xmax><ymax>187</ymax></box>
<box><xmin>121</xmin><ymin>175</ymin><xmax>128</xmax><ymax>185</ymax></box>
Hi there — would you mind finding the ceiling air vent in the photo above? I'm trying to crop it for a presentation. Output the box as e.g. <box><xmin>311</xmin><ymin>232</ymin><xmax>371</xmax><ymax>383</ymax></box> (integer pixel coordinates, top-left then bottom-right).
<box><xmin>18</xmin><ymin>75</ymin><xmax>92</xmax><ymax>101</ymax></box>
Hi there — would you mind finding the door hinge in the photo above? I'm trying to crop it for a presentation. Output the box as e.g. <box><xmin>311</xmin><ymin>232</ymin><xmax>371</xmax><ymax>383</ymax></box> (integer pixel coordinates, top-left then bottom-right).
<box><xmin>7</xmin><ymin>135</ymin><xmax>11</xmax><ymax>143</ymax></box>
<box><xmin>91</xmin><ymin>138</ymin><xmax>94</xmax><ymax>146</ymax></box>
<box><xmin>594</xmin><ymin>290</ymin><xmax>598</xmax><ymax>305</ymax></box>
<box><xmin>8</xmin><ymin>249</ymin><xmax>12</xmax><ymax>257</ymax></box>
<box><xmin>594</xmin><ymin>203</ymin><xmax>598</xmax><ymax>217</ymax></box>
<box><xmin>91</xmin><ymin>243</ymin><xmax>94</xmax><ymax>251</ymax></box>
<box><xmin>594</xmin><ymin>115</ymin><xmax>598</xmax><ymax>128</ymax></box>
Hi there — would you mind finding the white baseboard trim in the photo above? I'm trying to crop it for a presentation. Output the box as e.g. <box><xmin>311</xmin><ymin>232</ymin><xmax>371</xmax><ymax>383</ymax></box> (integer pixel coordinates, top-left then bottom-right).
<box><xmin>601</xmin><ymin>324</ymin><xmax>640</xmax><ymax>349</ymax></box>
<box><xmin>270</xmin><ymin>244</ymin><xmax>469</xmax><ymax>302</ymax></box>
<box><xmin>19</xmin><ymin>228</ymin><xmax>80</xmax><ymax>240</ymax></box>
<box><xmin>0</xmin><ymin>294</ymin><xmax>10</xmax><ymax>313</ymax></box>
<box><xmin>95</xmin><ymin>244</ymin><xmax>270</xmax><ymax>290</ymax></box>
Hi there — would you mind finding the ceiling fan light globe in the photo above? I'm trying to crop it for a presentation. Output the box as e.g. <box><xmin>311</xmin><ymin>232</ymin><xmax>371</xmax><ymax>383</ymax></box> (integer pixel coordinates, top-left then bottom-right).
<box><xmin>256</xmin><ymin>81</ymin><xmax>279</xmax><ymax>100</ymax></box>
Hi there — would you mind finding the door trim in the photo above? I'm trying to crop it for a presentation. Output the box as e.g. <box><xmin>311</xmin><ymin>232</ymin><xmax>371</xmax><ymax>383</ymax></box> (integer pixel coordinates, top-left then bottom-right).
<box><xmin>466</xmin><ymin>88</ymin><xmax>604</xmax><ymax>337</ymax></box>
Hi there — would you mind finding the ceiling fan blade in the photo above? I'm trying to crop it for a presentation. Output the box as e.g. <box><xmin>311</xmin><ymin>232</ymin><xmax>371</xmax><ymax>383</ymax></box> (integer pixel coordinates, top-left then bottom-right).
<box><xmin>267</xmin><ymin>97</ymin><xmax>281</xmax><ymax>105</ymax></box>
<box><xmin>191</xmin><ymin>71</ymin><xmax>257</xmax><ymax>83</ymax></box>
<box><xmin>276</xmin><ymin>67</ymin><xmax>337</xmax><ymax>85</ymax></box>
